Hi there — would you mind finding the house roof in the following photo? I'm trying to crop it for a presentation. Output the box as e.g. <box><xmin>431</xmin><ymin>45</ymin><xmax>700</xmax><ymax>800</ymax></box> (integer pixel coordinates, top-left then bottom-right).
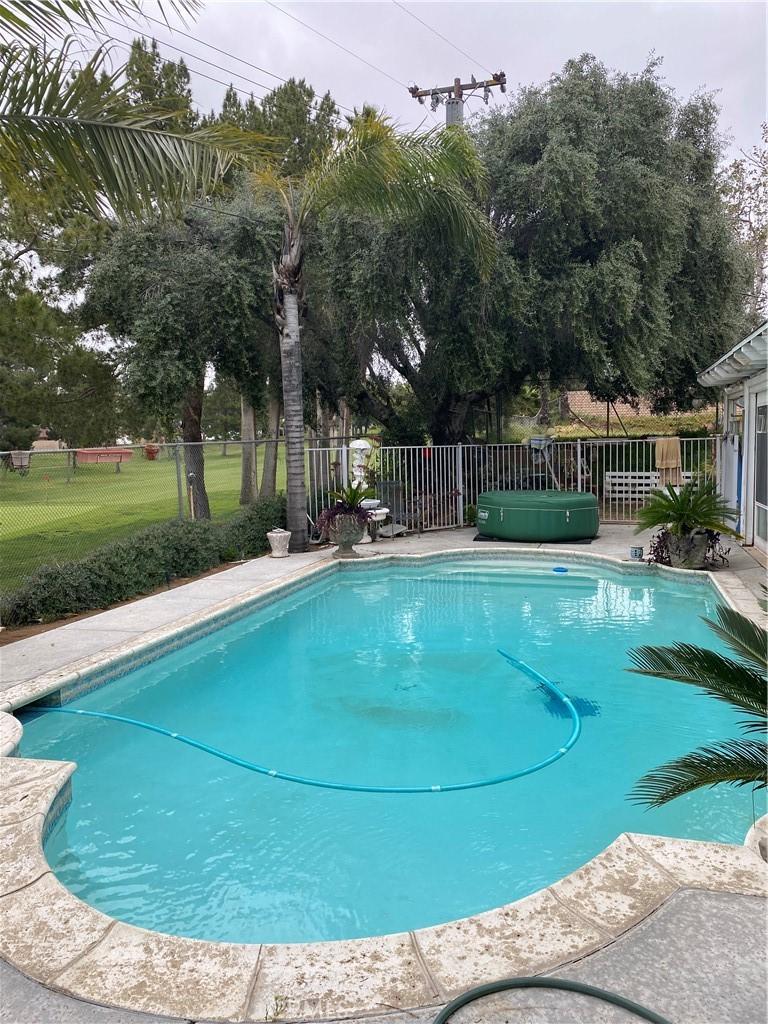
<box><xmin>698</xmin><ymin>320</ymin><xmax>768</xmax><ymax>387</ymax></box>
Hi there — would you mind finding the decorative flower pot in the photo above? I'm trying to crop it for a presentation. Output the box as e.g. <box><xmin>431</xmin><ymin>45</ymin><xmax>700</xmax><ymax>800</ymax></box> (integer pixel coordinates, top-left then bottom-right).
<box><xmin>329</xmin><ymin>514</ymin><xmax>366</xmax><ymax>558</ymax></box>
<box><xmin>266</xmin><ymin>528</ymin><xmax>291</xmax><ymax>558</ymax></box>
<box><xmin>667</xmin><ymin>530</ymin><xmax>708</xmax><ymax>570</ymax></box>
<box><xmin>144</xmin><ymin>444</ymin><xmax>160</xmax><ymax>461</ymax></box>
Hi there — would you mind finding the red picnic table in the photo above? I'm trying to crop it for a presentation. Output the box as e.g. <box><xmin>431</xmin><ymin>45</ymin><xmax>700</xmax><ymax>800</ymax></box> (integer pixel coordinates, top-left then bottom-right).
<box><xmin>75</xmin><ymin>448</ymin><xmax>134</xmax><ymax>473</ymax></box>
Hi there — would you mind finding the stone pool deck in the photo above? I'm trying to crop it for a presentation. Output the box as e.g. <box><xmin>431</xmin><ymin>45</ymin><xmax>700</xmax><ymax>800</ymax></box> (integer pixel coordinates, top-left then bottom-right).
<box><xmin>2</xmin><ymin>886</ymin><xmax>766</xmax><ymax>1023</ymax></box>
<box><xmin>0</xmin><ymin>526</ymin><xmax>766</xmax><ymax>1023</ymax></box>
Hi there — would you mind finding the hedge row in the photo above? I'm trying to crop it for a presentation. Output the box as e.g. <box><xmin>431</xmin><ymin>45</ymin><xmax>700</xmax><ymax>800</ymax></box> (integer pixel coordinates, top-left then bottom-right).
<box><xmin>0</xmin><ymin>495</ymin><xmax>286</xmax><ymax>627</ymax></box>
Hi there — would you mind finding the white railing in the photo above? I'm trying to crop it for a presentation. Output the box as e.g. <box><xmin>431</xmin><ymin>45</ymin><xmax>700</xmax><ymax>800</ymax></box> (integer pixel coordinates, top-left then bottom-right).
<box><xmin>305</xmin><ymin>436</ymin><xmax>719</xmax><ymax>529</ymax></box>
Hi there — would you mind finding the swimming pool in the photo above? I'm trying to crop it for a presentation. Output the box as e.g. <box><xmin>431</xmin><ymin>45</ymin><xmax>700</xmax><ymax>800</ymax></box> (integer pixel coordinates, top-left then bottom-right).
<box><xmin>19</xmin><ymin>556</ymin><xmax>755</xmax><ymax>944</ymax></box>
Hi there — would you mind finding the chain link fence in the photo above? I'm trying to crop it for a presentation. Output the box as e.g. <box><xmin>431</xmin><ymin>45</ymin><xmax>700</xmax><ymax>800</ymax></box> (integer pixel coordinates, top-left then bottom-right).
<box><xmin>0</xmin><ymin>441</ymin><xmax>284</xmax><ymax>593</ymax></box>
<box><xmin>494</xmin><ymin>390</ymin><xmax>718</xmax><ymax>441</ymax></box>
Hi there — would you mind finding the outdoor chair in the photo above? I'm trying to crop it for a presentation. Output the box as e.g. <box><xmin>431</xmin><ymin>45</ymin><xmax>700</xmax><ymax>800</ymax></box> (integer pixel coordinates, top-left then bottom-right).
<box><xmin>9</xmin><ymin>451</ymin><xmax>31</xmax><ymax>476</ymax></box>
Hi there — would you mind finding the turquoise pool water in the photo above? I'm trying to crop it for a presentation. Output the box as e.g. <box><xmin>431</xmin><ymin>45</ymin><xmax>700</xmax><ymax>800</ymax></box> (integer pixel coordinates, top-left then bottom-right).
<box><xmin>19</xmin><ymin>558</ymin><xmax>756</xmax><ymax>943</ymax></box>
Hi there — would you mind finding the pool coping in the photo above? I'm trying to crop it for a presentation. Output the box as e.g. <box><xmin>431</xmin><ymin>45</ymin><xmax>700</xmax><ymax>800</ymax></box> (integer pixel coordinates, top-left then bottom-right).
<box><xmin>1</xmin><ymin>549</ymin><xmax>766</xmax><ymax>1021</ymax></box>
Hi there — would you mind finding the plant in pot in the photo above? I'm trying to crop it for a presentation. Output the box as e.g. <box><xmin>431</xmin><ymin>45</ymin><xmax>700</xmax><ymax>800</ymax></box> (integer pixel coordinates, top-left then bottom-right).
<box><xmin>144</xmin><ymin>443</ymin><xmax>160</xmax><ymax>461</ymax></box>
<box><xmin>316</xmin><ymin>483</ymin><xmax>374</xmax><ymax>559</ymax></box>
<box><xmin>635</xmin><ymin>481</ymin><xmax>738</xmax><ymax>570</ymax></box>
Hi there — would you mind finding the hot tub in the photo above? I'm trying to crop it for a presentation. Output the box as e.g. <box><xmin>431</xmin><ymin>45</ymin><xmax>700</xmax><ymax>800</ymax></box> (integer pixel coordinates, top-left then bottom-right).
<box><xmin>477</xmin><ymin>490</ymin><xmax>599</xmax><ymax>542</ymax></box>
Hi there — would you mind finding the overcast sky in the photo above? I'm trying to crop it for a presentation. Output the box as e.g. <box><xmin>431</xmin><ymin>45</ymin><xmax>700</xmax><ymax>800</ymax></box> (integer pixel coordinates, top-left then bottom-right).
<box><xmin>103</xmin><ymin>1</ymin><xmax>765</xmax><ymax>159</ymax></box>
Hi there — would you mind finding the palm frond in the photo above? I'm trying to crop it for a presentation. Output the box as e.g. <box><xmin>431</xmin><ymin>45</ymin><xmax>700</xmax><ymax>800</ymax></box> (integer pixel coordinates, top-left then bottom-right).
<box><xmin>0</xmin><ymin>1</ymin><xmax>198</xmax><ymax>45</ymax></box>
<box><xmin>628</xmin><ymin>643</ymin><xmax>767</xmax><ymax>727</ymax></box>
<box><xmin>703</xmin><ymin>605</ymin><xmax>768</xmax><ymax>671</ymax></box>
<box><xmin>293</xmin><ymin>114</ymin><xmax>496</xmax><ymax>277</ymax></box>
<box><xmin>0</xmin><ymin>44</ymin><xmax>266</xmax><ymax>219</ymax></box>
<box><xmin>630</xmin><ymin>739</ymin><xmax>768</xmax><ymax>807</ymax></box>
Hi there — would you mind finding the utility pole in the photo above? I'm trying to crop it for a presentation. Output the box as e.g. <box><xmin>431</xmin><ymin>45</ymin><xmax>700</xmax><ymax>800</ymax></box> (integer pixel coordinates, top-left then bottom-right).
<box><xmin>408</xmin><ymin>72</ymin><xmax>506</xmax><ymax>125</ymax></box>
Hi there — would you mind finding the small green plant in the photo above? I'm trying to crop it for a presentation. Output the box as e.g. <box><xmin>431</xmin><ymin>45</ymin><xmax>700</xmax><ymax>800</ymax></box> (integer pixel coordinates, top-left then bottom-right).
<box><xmin>635</xmin><ymin>480</ymin><xmax>738</xmax><ymax>537</ymax></box>
<box><xmin>636</xmin><ymin>481</ymin><xmax>738</xmax><ymax>570</ymax></box>
<box><xmin>465</xmin><ymin>504</ymin><xmax>477</xmax><ymax>526</ymax></box>
<box><xmin>317</xmin><ymin>482</ymin><xmax>375</xmax><ymax>533</ymax></box>
<box><xmin>628</xmin><ymin>606</ymin><xmax>767</xmax><ymax>807</ymax></box>
<box><xmin>329</xmin><ymin>482</ymin><xmax>375</xmax><ymax>507</ymax></box>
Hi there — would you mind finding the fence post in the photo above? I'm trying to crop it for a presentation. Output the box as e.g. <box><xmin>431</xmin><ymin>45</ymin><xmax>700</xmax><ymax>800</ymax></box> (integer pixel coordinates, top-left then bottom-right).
<box><xmin>340</xmin><ymin>443</ymin><xmax>349</xmax><ymax>488</ymax></box>
<box><xmin>174</xmin><ymin>445</ymin><xmax>185</xmax><ymax>519</ymax></box>
<box><xmin>576</xmin><ymin>439</ymin><xmax>582</xmax><ymax>492</ymax></box>
<box><xmin>455</xmin><ymin>443</ymin><xmax>464</xmax><ymax>525</ymax></box>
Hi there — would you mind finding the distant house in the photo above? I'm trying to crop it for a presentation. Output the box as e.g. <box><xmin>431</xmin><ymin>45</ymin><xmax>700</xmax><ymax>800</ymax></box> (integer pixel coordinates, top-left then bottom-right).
<box><xmin>698</xmin><ymin>320</ymin><xmax>768</xmax><ymax>554</ymax></box>
<box><xmin>30</xmin><ymin>427</ymin><xmax>66</xmax><ymax>452</ymax></box>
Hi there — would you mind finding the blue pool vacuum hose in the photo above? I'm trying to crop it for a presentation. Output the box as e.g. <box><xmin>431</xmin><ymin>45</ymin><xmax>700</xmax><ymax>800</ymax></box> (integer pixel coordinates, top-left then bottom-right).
<box><xmin>34</xmin><ymin>651</ymin><xmax>581</xmax><ymax>794</ymax></box>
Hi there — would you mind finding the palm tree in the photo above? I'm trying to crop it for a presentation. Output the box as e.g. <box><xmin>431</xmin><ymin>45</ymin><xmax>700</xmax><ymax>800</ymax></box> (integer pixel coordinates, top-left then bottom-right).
<box><xmin>627</xmin><ymin>605</ymin><xmax>767</xmax><ymax>807</ymax></box>
<box><xmin>0</xmin><ymin>2</ymin><xmax>254</xmax><ymax>219</ymax></box>
<box><xmin>0</xmin><ymin>42</ymin><xmax>246</xmax><ymax>220</ymax></box>
<box><xmin>252</xmin><ymin>112</ymin><xmax>495</xmax><ymax>550</ymax></box>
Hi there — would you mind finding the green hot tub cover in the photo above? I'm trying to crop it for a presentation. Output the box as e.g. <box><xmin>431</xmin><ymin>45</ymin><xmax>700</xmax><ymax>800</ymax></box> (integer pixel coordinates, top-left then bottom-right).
<box><xmin>476</xmin><ymin>489</ymin><xmax>599</xmax><ymax>542</ymax></box>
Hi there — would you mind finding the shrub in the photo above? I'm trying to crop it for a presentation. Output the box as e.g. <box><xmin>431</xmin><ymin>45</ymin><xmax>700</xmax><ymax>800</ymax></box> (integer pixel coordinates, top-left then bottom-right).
<box><xmin>221</xmin><ymin>495</ymin><xmax>286</xmax><ymax>559</ymax></box>
<box><xmin>0</xmin><ymin>496</ymin><xmax>287</xmax><ymax>626</ymax></box>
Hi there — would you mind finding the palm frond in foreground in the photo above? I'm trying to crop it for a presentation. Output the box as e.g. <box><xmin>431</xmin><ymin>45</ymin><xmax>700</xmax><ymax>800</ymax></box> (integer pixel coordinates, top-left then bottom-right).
<box><xmin>0</xmin><ymin>0</ymin><xmax>198</xmax><ymax>46</ymax></box>
<box><xmin>0</xmin><ymin>43</ymin><xmax>259</xmax><ymax>218</ymax></box>
<box><xmin>627</xmin><ymin>606</ymin><xmax>767</xmax><ymax>808</ymax></box>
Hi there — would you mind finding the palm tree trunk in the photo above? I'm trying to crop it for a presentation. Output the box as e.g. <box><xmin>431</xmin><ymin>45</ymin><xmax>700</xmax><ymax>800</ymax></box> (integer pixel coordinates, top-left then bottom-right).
<box><xmin>279</xmin><ymin>288</ymin><xmax>308</xmax><ymax>550</ymax></box>
<box><xmin>273</xmin><ymin>214</ymin><xmax>307</xmax><ymax>552</ymax></box>
<box><xmin>260</xmin><ymin>395</ymin><xmax>281</xmax><ymax>497</ymax></box>
<box><xmin>239</xmin><ymin>393</ymin><xmax>259</xmax><ymax>505</ymax></box>
<box><xmin>181</xmin><ymin>374</ymin><xmax>211</xmax><ymax>520</ymax></box>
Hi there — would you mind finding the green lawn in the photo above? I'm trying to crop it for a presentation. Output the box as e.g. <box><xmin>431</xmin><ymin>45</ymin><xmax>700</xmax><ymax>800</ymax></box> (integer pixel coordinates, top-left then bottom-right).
<box><xmin>0</xmin><ymin>447</ymin><xmax>286</xmax><ymax>592</ymax></box>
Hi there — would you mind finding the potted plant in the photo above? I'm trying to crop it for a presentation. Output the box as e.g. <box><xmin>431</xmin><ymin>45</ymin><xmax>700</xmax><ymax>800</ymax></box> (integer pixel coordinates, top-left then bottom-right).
<box><xmin>144</xmin><ymin>443</ymin><xmax>160</xmax><ymax>461</ymax></box>
<box><xmin>317</xmin><ymin>483</ymin><xmax>374</xmax><ymax>558</ymax></box>
<box><xmin>635</xmin><ymin>481</ymin><xmax>738</xmax><ymax>569</ymax></box>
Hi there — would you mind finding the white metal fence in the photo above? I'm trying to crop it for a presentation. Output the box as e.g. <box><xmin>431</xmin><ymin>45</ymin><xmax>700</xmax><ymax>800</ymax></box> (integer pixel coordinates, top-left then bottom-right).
<box><xmin>306</xmin><ymin>436</ymin><xmax>718</xmax><ymax>531</ymax></box>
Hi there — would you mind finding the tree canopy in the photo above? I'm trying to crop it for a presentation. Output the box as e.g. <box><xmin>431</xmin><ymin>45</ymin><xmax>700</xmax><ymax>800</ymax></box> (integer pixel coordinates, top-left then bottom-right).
<box><xmin>306</xmin><ymin>55</ymin><xmax>751</xmax><ymax>441</ymax></box>
<box><xmin>478</xmin><ymin>55</ymin><xmax>749</xmax><ymax>412</ymax></box>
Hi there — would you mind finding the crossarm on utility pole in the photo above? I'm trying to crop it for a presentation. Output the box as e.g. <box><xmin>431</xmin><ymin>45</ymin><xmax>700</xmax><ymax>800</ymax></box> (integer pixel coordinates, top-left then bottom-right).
<box><xmin>408</xmin><ymin>71</ymin><xmax>506</xmax><ymax>125</ymax></box>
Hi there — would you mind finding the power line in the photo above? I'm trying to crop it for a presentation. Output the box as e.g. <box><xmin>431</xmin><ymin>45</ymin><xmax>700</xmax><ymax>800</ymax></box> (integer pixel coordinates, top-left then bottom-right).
<box><xmin>99</xmin><ymin>14</ymin><xmax>278</xmax><ymax>97</ymax></box>
<box><xmin>263</xmin><ymin>0</ymin><xmax>408</xmax><ymax>89</ymax></box>
<box><xmin>125</xmin><ymin>10</ymin><xmax>288</xmax><ymax>85</ymax></box>
<box><xmin>391</xmin><ymin>1</ymin><xmax>495</xmax><ymax>78</ymax></box>
<box><xmin>85</xmin><ymin>27</ymin><xmax>269</xmax><ymax>103</ymax></box>
<box><xmin>105</xmin><ymin>10</ymin><xmax>358</xmax><ymax>116</ymax></box>
<box><xmin>83</xmin><ymin>24</ymin><xmax>340</xmax><ymax>126</ymax></box>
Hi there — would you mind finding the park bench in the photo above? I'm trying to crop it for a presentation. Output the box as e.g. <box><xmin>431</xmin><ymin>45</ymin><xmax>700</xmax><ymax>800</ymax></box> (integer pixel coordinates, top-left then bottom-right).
<box><xmin>75</xmin><ymin>448</ymin><xmax>134</xmax><ymax>473</ymax></box>
<box><xmin>604</xmin><ymin>470</ymin><xmax>694</xmax><ymax>504</ymax></box>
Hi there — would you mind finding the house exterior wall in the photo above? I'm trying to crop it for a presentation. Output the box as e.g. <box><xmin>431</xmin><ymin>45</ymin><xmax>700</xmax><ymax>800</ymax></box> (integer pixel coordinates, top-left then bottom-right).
<box><xmin>720</xmin><ymin>367</ymin><xmax>768</xmax><ymax>552</ymax></box>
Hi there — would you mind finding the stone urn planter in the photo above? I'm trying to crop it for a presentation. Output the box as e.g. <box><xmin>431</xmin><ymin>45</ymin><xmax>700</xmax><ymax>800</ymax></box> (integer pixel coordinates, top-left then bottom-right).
<box><xmin>266</xmin><ymin>528</ymin><xmax>291</xmax><ymax>558</ymax></box>
<box><xmin>667</xmin><ymin>530</ymin><xmax>709</xmax><ymax>570</ymax></box>
<box><xmin>328</xmin><ymin>514</ymin><xmax>366</xmax><ymax>559</ymax></box>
